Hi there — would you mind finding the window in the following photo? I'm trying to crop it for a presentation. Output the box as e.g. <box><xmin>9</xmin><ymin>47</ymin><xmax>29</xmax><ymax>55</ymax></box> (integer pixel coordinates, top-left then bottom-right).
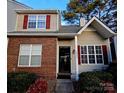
<box><xmin>28</xmin><ymin>16</ymin><xmax>36</xmax><ymax>28</ymax></box>
<box><xmin>80</xmin><ymin>45</ymin><xmax>103</xmax><ymax>64</ymax></box>
<box><xmin>81</xmin><ymin>46</ymin><xmax>87</xmax><ymax>63</ymax></box>
<box><xmin>18</xmin><ymin>44</ymin><xmax>42</xmax><ymax>67</ymax></box>
<box><xmin>37</xmin><ymin>16</ymin><xmax>46</xmax><ymax>28</ymax></box>
<box><xmin>95</xmin><ymin>46</ymin><xmax>103</xmax><ymax>63</ymax></box>
<box><xmin>28</xmin><ymin>15</ymin><xmax>46</xmax><ymax>29</ymax></box>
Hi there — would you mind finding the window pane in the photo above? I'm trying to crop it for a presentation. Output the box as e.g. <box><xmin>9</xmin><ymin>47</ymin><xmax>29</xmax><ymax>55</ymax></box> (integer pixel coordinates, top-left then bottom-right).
<box><xmin>31</xmin><ymin>55</ymin><xmax>41</xmax><ymax>66</ymax></box>
<box><xmin>32</xmin><ymin>50</ymin><xmax>41</xmax><ymax>55</ymax></box>
<box><xmin>20</xmin><ymin>45</ymin><xmax>30</xmax><ymax>51</ymax></box>
<box><xmin>81</xmin><ymin>55</ymin><xmax>87</xmax><ymax>63</ymax></box>
<box><xmin>88</xmin><ymin>46</ymin><xmax>94</xmax><ymax>54</ymax></box>
<box><xmin>95</xmin><ymin>46</ymin><xmax>102</xmax><ymax>54</ymax></box>
<box><xmin>37</xmin><ymin>22</ymin><xmax>45</xmax><ymax>28</ymax></box>
<box><xmin>89</xmin><ymin>55</ymin><xmax>95</xmax><ymax>63</ymax></box>
<box><xmin>29</xmin><ymin>16</ymin><xmax>36</xmax><ymax>20</ymax></box>
<box><xmin>20</xmin><ymin>45</ymin><xmax>30</xmax><ymax>55</ymax></box>
<box><xmin>81</xmin><ymin>46</ymin><xmax>87</xmax><ymax>54</ymax></box>
<box><xmin>28</xmin><ymin>22</ymin><xmax>36</xmax><ymax>28</ymax></box>
<box><xmin>96</xmin><ymin>55</ymin><xmax>103</xmax><ymax>63</ymax></box>
<box><xmin>20</xmin><ymin>50</ymin><xmax>30</xmax><ymax>55</ymax></box>
<box><xmin>19</xmin><ymin>56</ymin><xmax>29</xmax><ymax>65</ymax></box>
<box><xmin>38</xmin><ymin>16</ymin><xmax>45</xmax><ymax>20</ymax></box>
<box><xmin>32</xmin><ymin>45</ymin><xmax>41</xmax><ymax>50</ymax></box>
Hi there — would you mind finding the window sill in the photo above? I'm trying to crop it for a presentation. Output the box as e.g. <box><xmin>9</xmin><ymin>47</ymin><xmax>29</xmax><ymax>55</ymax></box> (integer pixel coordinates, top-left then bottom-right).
<box><xmin>79</xmin><ymin>64</ymin><xmax>106</xmax><ymax>66</ymax></box>
<box><xmin>18</xmin><ymin>65</ymin><xmax>41</xmax><ymax>67</ymax></box>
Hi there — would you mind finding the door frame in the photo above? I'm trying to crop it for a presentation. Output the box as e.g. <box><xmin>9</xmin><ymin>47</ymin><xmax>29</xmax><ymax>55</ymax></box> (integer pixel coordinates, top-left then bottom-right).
<box><xmin>59</xmin><ymin>46</ymin><xmax>71</xmax><ymax>73</ymax></box>
<box><xmin>57</xmin><ymin>46</ymin><xmax>71</xmax><ymax>75</ymax></box>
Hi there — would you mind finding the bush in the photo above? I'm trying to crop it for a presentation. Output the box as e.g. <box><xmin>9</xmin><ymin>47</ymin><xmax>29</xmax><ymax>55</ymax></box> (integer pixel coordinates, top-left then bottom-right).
<box><xmin>7</xmin><ymin>72</ymin><xmax>38</xmax><ymax>93</ymax></box>
<box><xmin>78</xmin><ymin>71</ymin><xmax>113</xmax><ymax>93</ymax></box>
<box><xmin>27</xmin><ymin>79</ymin><xmax>48</xmax><ymax>93</ymax></box>
<box><xmin>107</xmin><ymin>63</ymin><xmax>117</xmax><ymax>87</ymax></box>
<box><xmin>79</xmin><ymin>71</ymin><xmax>113</xmax><ymax>82</ymax></box>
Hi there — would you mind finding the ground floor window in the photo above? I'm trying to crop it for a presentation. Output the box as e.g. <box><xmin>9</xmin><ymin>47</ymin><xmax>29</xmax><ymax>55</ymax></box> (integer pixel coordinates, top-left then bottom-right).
<box><xmin>18</xmin><ymin>44</ymin><xmax>42</xmax><ymax>67</ymax></box>
<box><xmin>81</xmin><ymin>45</ymin><xmax>104</xmax><ymax>64</ymax></box>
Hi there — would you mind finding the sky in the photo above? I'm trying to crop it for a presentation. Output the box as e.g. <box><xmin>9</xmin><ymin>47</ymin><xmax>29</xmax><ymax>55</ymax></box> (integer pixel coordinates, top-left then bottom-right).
<box><xmin>17</xmin><ymin>0</ymin><xmax>69</xmax><ymax>10</ymax></box>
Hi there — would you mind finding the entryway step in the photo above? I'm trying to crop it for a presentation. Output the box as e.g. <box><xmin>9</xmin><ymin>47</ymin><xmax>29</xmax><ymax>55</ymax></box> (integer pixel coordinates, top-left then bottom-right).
<box><xmin>57</xmin><ymin>73</ymin><xmax>71</xmax><ymax>79</ymax></box>
<box><xmin>55</xmin><ymin>79</ymin><xmax>74</xmax><ymax>93</ymax></box>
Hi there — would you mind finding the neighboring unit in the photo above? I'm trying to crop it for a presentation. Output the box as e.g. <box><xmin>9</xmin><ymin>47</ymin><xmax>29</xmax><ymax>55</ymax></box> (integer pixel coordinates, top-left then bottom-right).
<box><xmin>7</xmin><ymin>0</ymin><xmax>32</xmax><ymax>32</ymax></box>
<box><xmin>7</xmin><ymin>9</ymin><xmax>116</xmax><ymax>80</ymax></box>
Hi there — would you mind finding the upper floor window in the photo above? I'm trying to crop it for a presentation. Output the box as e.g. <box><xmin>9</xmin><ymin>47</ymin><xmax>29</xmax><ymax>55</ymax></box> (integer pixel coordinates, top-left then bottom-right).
<box><xmin>28</xmin><ymin>15</ymin><xmax>46</xmax><ymax>29</ymax></box>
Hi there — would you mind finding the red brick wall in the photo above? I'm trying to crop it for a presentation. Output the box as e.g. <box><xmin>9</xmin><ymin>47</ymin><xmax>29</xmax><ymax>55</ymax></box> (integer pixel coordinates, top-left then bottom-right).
<box><xmin>7</xmin><ymin>36</ymin><xmax>57</xmax><ymax>80</ymax></box>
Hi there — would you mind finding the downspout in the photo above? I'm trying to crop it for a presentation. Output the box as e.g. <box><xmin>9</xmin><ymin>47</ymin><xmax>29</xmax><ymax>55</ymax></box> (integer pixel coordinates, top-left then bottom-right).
<box><xmin>75</xmin><ymin>36</ymin><xmax>79</xmax><ymax>80</ymax></box>
<box><xmin>108</xmin><ymin>38</ymin><xmax>112</xmax><ymax>63</ymax></box>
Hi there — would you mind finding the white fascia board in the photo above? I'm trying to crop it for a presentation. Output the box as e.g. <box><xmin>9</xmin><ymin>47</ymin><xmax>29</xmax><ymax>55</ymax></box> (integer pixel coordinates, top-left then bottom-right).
<box><xmin>78</xmin><ymin>17</ymin><xmax>116</xmax><ymax>36</ymax></box>
<box><xmin>94</xmin><ymin>17</ymin><xmax>116</xmax><ymax>35</ymax></box>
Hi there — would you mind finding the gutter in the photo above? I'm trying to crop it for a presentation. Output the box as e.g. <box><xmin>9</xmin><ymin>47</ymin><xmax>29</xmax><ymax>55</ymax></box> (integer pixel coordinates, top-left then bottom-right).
<box><xmin>7</xmin><ymin>32</ymin><xmax>77</xmax><ymax>37</ymax></box>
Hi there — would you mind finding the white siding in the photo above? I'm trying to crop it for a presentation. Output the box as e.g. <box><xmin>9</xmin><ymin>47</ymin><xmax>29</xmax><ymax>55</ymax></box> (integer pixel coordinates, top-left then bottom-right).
<box><xmin>7</xmin><ymin>0</ymin><xmax>31</xmax><ymax>32</ymax></box>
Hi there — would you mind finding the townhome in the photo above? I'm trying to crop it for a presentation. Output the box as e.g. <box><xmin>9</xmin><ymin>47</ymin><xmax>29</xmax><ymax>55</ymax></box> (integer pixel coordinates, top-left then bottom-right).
<box><xmin>7</xmin><ymin>9</ymin><xmax>116</xmax><ymax>80</ymax></box>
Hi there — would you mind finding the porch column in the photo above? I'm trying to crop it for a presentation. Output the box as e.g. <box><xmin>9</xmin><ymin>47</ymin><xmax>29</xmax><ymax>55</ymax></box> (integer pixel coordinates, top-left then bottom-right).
<box><xmin>108</xmin><ymin>39</ymin><xmax>112</xmax><ymax>63</ymax></box>
<box><xmin>75</xmin><ymin>36</ymin><xmax>79</xmax><ymax>80</ymax></box>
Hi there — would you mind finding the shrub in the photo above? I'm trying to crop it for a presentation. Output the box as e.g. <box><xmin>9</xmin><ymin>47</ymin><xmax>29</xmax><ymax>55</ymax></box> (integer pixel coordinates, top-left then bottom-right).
<box><xmin>7</xmin><ymin>72</ymin><xmax>38</xmax><ymax>93</ymax></box>
<box><xmin>27</xmin><ymin>79</ymin><xmax>48</xmax><ymax>93</ymax></box>
<box><xmin>79</xmin><ymin>72</ymin><xmax>104</xmax><ymax>93</ymax></box>
<box><xmin>107</xmin><ymin>63</ymin><xmax>117</xmax><ymax>87</ymax></box>
<box><xmin>78</xmin><ymin>71</ymin><xmax>113</xmax><ymax>93</ymax></box>
<box><xmin>79</xmin><ymin>71</ymin><xmax>113</xmax><ymax>82</ymax></box>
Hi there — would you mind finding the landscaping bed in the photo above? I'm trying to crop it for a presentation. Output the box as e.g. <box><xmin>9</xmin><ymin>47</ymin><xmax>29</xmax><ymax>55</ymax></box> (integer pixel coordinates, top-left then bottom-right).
<box><xmin>73</xmin><ymin>71</ymin><xmax>116</xmax><ymax>93</ymax></box>
<box><xmin>8</xmin><ymin>72</ymin><xmax>56</xmax><ymax>93</ymax></box>
<box><xmin>7</xmin><ymin>72</ymin><xmax>39</xmax><ymax>93</ymax></box>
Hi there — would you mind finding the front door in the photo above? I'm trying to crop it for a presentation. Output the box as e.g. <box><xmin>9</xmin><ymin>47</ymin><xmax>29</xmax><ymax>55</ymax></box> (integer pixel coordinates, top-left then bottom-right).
<box><xmin>59</xmin><ymin>46</ymin><xmax>71</xmax><ymax>73</ymax></box>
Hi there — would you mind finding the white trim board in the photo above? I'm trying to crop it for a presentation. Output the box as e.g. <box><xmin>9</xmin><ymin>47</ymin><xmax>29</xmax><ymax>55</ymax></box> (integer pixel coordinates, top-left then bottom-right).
<box><xmin>77</xmin><ymin>17</ymin><xmax>116</xmax><ymax>38</ymax></box>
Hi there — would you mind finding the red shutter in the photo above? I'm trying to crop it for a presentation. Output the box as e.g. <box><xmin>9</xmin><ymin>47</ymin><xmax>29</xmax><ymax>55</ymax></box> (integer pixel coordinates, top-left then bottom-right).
<box><xmin>102</xmin><ymin>45</ymin><xmax>108</xmax><ymax>64</ymax></box>
<box><xmin>78</xmin><ymin>45</ymin><xmax>81</xmax><ymax>65</ymax></box>
<box><xmin>46</xmin><ymin>15</ymin><xmax>50</xmax><ymax>29</ymax></box>
<box><xmin>23</xmin><ymin>15</ymin><xmax>28</xmax><ymax>29</ymax></box>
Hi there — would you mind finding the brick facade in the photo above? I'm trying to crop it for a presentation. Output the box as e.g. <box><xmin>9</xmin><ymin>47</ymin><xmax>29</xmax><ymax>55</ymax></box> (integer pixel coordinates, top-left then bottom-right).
<box><xmin>7</xmin><ymin>36</ymin><xmax>57</xmax><ymax>80</ymax></box>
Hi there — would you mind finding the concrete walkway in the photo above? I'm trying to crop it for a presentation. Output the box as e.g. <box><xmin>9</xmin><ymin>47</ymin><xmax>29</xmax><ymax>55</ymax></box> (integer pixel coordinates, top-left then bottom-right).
<box><xmin>55</xmin><ymin>79</ymin><xmax>75</xmax><ymax>93</ymax></box>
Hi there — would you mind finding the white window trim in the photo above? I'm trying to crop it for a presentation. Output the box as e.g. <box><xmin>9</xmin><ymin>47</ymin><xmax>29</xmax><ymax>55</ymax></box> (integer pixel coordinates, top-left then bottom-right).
<box><xmin>80</xmin><ymin>45</ymin><xmax>104</xmax><ymax>65</ymax></box>
<box><xmin>27</xmin><ymin>15</ymin><xmax>46</xmax><ymax>30</ymax></box>
<box><xmin>18</xmin><ymin>44</ymin><xmax>42</xmax><ymax>67</ymax></box>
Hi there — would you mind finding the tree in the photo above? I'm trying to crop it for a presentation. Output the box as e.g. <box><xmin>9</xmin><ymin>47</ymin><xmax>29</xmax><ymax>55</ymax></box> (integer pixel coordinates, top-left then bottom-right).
<box><xmin>63</xmin><ymin>0</ymin><xmax>117</xmax><ymax>32</ymax></box>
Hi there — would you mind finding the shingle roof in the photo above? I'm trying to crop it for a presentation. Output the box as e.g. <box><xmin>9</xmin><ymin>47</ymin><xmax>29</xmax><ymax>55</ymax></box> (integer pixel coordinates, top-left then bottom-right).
<box><xmin>59</xmin><ymin>25</ymin><xmax>82</xmax><ymax>33</ymax></box>
<box><xmin>8</xmin><ymin>0</ymin><xmax>32</xmax><ymax>9</ymax></box>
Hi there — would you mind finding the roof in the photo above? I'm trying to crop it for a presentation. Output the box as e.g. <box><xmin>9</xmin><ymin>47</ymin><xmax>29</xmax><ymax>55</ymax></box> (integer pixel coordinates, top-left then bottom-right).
<box><xmin>15</xmin><ymin>9</ymin><xmax>60</xmax><ymax>14</ymax></box>
<box><xmin>7</xmin><ymin>31</ymin><xmax>76</xmax><ymax>39</ymax></box>
<box><xmin>8</xmin><ymin>0</ymin><xmax>32</xmax><ymax>9</ymax></box>
<box><xmin>7</xmin><ymin>17</ymin><xmax>116</xmax><ymax>38</ymax></box>
<box><xmin>59</xmin><ymin>26</ymin><xmax>82</xmax><ymax>33</ymax></box>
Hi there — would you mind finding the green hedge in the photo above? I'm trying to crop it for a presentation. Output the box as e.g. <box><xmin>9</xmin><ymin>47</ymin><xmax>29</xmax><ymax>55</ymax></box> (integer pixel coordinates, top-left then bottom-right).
<box><xmin>78</xmin><ymin>71</ymin><xmax>113</xmax><ymax>93</ymax></box>
<box><xmin>107</xmin><ymin>63</ymin><xmax>117</xmax><ymax>87</ymax></box>
<box><xmin>79</xmin><ymin>71</ymin><xmax>113</xmax><ymax>82</ymax></box>
<box><xmin>7</xmin><ymin>72</ymin><xmax>38</xmax><ymax>93</ymax></box>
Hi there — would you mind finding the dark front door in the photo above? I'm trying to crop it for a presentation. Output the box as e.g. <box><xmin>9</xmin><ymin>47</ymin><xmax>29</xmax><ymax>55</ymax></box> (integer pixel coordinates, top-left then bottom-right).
<box><xmin>59</xmin><ymin>46</ymin><xmax>71</xmax><ymax>73</ymax></box>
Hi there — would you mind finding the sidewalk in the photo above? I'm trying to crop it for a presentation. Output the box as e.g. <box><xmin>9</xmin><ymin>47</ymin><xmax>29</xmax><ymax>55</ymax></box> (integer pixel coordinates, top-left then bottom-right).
<box><xmin>55</xmin><ymin>79</ymin><xmax>75</xmax><ymax>93</ymax></box>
